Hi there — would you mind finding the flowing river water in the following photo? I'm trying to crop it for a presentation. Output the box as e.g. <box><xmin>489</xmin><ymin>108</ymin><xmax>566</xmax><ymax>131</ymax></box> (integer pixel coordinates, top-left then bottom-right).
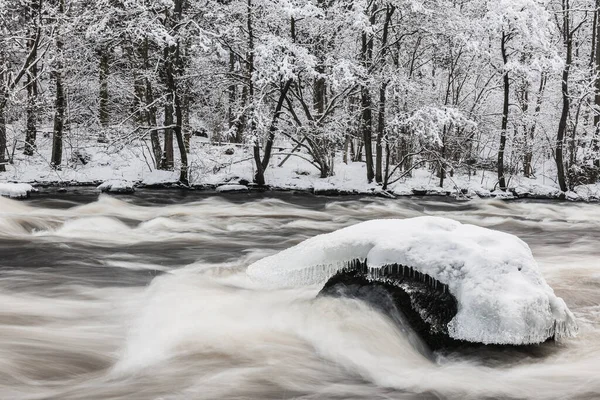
<box><xmin>0</xmin><ymin>190</ymin><xmax>599</xmax><ymax>400</ymax></box>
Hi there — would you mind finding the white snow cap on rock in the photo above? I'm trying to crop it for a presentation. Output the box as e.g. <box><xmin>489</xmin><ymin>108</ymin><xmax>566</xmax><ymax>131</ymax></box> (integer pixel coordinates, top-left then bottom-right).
<box><xmin>247</xmin><ymin>216</ymin><xmax>577</xmax><ymax>345</ymax></box>
<box><xmin>97</xmin><ymin>180</ymin><xmax>135</xmax><ymax>193</ymax></box>
<box><xmin>216</xmin><ymin>184</ymin><xmax>248</xmax><ymax>193</ymax></box>
<box><xmin>0</xmin><ymin>183</ymin><xmax>35</xmax><ymax>199</ymax></box>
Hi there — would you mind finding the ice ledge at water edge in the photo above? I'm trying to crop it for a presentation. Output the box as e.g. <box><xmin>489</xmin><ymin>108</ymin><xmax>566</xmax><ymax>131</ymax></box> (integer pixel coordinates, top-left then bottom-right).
<box><xmin>0</xmin><ymin>183</ymin><xmax>35</xmax><ymax>199</ymax></box>
<box><xmin>246</xmin><ymin>216</ymin><xmax>577</xmax><ymax>345</ymax></box>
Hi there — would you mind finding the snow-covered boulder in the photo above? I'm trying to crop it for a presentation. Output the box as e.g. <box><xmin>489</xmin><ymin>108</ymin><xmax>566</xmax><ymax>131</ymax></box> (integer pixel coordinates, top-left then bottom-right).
<box><xmin>513</xmin><ymin>183</ymin><xmax>561</xmax><ymax>199</ymax></box>
<box><xmin>247</xmin><ymin>217</ymin><xmax>577</xmax><ymax>346</ymax></box>
<box><xmin>216</xmin><ymin>184</ymin><xmax>248</xmax><ymax>193</ymax></box>
<box><xmin>473</xmin><ymin>187</ymin><xmax>492</xmax><ymax>198</ymax></box>
<box><xmin>490</xmin><ymin>189</ymin><xmax>516</xmax><ymax>200</ymax></box>
<box><xmin>565</xmin><ymin>191</ymin><xmax>581</xmax><ymax>202</ymax></box>
<box><xmin>573</xmin><ymin>184</ymin><xmax>600</xmax><ymax>202</ymax></box>
<box><xmin>0</xmin><ymin>183</ymin><xmax>35</xmax><ymax>199</ymax></box>
<box><xmin>97</xmin><ymin>180</ymin><xmax>135</xmax><ymax>194</ymax></box>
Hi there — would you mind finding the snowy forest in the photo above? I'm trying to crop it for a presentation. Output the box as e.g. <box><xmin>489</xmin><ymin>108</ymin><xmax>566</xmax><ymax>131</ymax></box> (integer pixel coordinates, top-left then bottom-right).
<box><xmin>2</xmin><ymin>0</ymin><xmax>600</xmax><ymax>196</ymax></box>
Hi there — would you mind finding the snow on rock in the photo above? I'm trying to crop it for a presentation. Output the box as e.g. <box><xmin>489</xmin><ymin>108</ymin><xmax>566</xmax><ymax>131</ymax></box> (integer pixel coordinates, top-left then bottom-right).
<box><xmin>565</xmin><ymin>191</ymin><xmax>580</xmax><ymax>202</ymax></box>
<box><xmin>473</xmin><ymin>187</ymin><xmax>492</xmax><ymax>198</ymax></box>
<box><xmin>513</xmin><ymin>183</ymin><xmax>561</xmax><ymax>199</ymax></box>
<box><xmin>0</xmin><ymin>183</ymin><xmax>35</xmax><ymax>199</ymax></box>
<box><xmin>215</xmin><ymin>184</ymin><xmax>249</xmax><ymax>193</ymax></box>
<box><xmin>490</xmin><ymin>189</ymin><xmax>515</xmax><ymax>200</ymax></box>
<box><xmin>247</xmin><ymin>216</ymin><xmax>577</xmax><ymax>345</ymax></box>
<box><xmin>97</xmin><ymin>180</ymin><xmax>136</xmax><ymax>193</ymax></box>
<box><xmin>411</xmin><ymin>186</ymin><xmax>450</xmax><ymax>196</ymax></box>
<box><xmin>573</xmin><ymin>184</ymin><xmax>600</xmax><ymax>202</ymax></box>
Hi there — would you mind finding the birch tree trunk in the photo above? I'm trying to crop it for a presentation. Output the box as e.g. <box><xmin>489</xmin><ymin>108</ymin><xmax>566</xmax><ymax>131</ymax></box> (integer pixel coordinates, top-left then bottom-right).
<box><xmin>498</xmin><ymin>31</ymin><xmax>510</xmax><ymax>191</ymax></box>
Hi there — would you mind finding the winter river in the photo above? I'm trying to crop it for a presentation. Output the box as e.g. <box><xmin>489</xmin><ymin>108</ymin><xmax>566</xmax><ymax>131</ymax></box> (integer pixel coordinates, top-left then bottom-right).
<box><xmin>0</xmin><ymin>191</ymin><xmax>599</xmax><ymax>400</ymax></box>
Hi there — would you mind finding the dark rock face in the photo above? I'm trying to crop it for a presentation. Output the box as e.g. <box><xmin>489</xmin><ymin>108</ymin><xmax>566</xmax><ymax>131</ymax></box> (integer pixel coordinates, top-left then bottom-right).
<box><xmin>318</xmin><ymin>259</ymin><xmax>462</xmax><ymax>351</ymax></box>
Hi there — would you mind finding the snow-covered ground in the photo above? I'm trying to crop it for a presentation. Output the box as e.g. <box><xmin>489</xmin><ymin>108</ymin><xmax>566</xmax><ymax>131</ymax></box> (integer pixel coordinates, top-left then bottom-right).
<box><xmin>1</xmin><ymin>134</ymin><xmax>599</xmax><ymax>201</ymax></box>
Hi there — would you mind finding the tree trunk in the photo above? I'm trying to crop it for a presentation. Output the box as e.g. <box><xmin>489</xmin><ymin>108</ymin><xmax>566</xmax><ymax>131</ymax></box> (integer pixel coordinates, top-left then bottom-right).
<box><xmin>343</xmin><ymin>133</ymin><xmax>350</xmax><ymax>164</ymax></box>
<box><xmin>523</xmin><ymin>146</ymin><xmax>533</xmax><ymax>178</ymax></box>
<box><xmin>147</xmin><ymin>91</ymin><xmax>161</xmax><ymax>168</ymax></box>
<box><xmin>245</xmin><ymin>0</ymin><xmax>264</xmax><ymax>186</ymax></box>
<box><xmin>309</xmin><ymin>17</ymin><xmax>331</xmax><ymax>180</ymax></box>
<box><xmin>183</xmin><ymin>94</ymin><xmax>191</xmax><ymax>152</ymax></box>
<box><xmin>174</xmin><ymin>90</ymin><xmax>188</xmax><ymax>184</ymax></box>
<box><xmin>140</xmin><ymin>38</ymin><xmax>161</xmax><ymax>168</ymax></box>
<box><xmin>376</xmin><ymin>85</ymin><xmax>386</xmax><ymax>184</ymax></box>
<box><xmin>158</xmin><ymin>0</ymin><xmax>189</xmax><ymax>181</ymax></box>
<box><xmin>556</xmin><ymin>3</ymin><xmax>575</xmax><ymax>193</ymax></box>
<box><xmin>0</xmin><ymin>45</ymin><xmax>5</xmax><ymax>171</ymax></box>
<box><xmin>361</xmin><ymin>85</ymin><xmax>375</xmax><ymax>183</ymax></box>
<box><xmin>24</xmin><ymin>1</ymin><xmax>41</xmax><ymax>156</ymax></box>
<box><xmin>594</xmin><ymin>0</ymin><xmax>600</xmax><ymax>166</ymax></box>
<box><xmin>375</xmin><ymin>5</ymin><xmax>394</xmax><ymax>184</ymax></box>
<box><xmin>160</xmin><ymin>23</ymin><xmax>175</xmax><ymax>169</ymax></box>
<box><xmin>382</xmin><ymin>141</ymin><xmax>391</xmax><ymax>189</ymax></box>
<box><xmin>51</xmin><ymin>0</ymin><xmax>65</xmax><ymax>169</ymax></box>
<box><xmin>162</xmin><ymin>95</ymin><xmax>175</xmax><ymax>170</ymax></box>
<box><xmin>524</xmin><ymin>74</ymin><xmax>545</xmax><ymax>177</ymax></box>
<box><xmin>99</xmin><ymin>49</ymin><xmax>110</xmax><ymax>126</ymax></box>
<box><xmin>556</xmin><ymin>81</ymin><xmax>569</xmax><ymax>192</ymax></box>
<box><xmin>556</xmin><ymin>45</ymin><xmax>572</xmax><ymax>192</ymax></box>
<box><xmin>24</xmin><ymin>71</ymin><xmax>38</xmax><ymax>156</ymax></box>
<box><xmin>170</xmin><ymin>0</ymin><xmax>188</xmax><ymax>182</ymax></box>
<box><xmin>439</xmin><ymin>128</ymin><xmax>446</xmax><ymax>188</ymax></box>
<box><xmin>228</xmin><ymin>50</ymin><xmax>237</xmax><ymax>142</ymax></box>
<box><xmin>591</xmin><ymin>3</ymin><xmax>598</xmax><ymax>68</ymax></box>
<box><xmin>521</xmin><ymin>83</ymin><xmax>531</xmax><ymax>177</ymax></box>
<box><xmin>253</xmin><ymin>145</ymin><xmax>264</xmax><ymax>186</ymax></box>
<box><xmin>258</xmin><ymin>79</ymin><xmax>292</xmax><ymax>182</ymax></box>
<box><xmin>360</xmin><ymin>9</ymin><xmax>376</xmax><ymax>183</ymax></box>
<box><xmin>354</xmin><ymin>141</ymin><xmax>363</xmax><ymax>162</ymax></box>
<box><xmin>498</xmin><ymin>31</ymin><xmax>509</xmax><ymax>191</ymax></box>
<box><xmin>133</xmin><ymin>61</ymin><xmax>146</xmax><ymax>127</ymax></box>
<box><xmin>237</xmin><ymin>86</ymin><xmax>248</xmax><ymax>144</ymax></box>
<box><xmin>98</xmin><ymin>47</ymin><xmax>110</xmax><ymax>142</ymax></box>
<box><xmin>51</xmin><ymin>73</ymin><xmax>65</xmax><ymax>169</ymax></box>
<box><xmin>0</xmin><ymin>98</ymin><xmax>6</xmax><ymax>173</ymax></box>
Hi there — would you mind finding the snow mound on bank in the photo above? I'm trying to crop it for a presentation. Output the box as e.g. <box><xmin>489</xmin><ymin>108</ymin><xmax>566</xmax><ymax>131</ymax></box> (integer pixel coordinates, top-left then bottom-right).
<box><xmin>0</xmin><ymin>183</ymin><xmax>35</xmax><ymax>199</ymax></box>
<box><xmin>216</xmin><ymin>184</ymin><xmax>248</xmax><ymax>193</ymax></box>
<box><xmin>98</xmin><ymin>180</ymin><xmax>135</xmax><ymax>193</ymax></box>
<box><xmin>247</xmin><ymin>217</ymin><xmax>577</xmax><ymax>345</ymax></box>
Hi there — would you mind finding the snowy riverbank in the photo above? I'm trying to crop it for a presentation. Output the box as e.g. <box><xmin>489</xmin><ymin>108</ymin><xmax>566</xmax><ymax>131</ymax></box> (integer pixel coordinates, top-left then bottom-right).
<box><xmin>1</xmin><ymin>135</ymin><xmax>599</xmax><ymax>201</ymax></box>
